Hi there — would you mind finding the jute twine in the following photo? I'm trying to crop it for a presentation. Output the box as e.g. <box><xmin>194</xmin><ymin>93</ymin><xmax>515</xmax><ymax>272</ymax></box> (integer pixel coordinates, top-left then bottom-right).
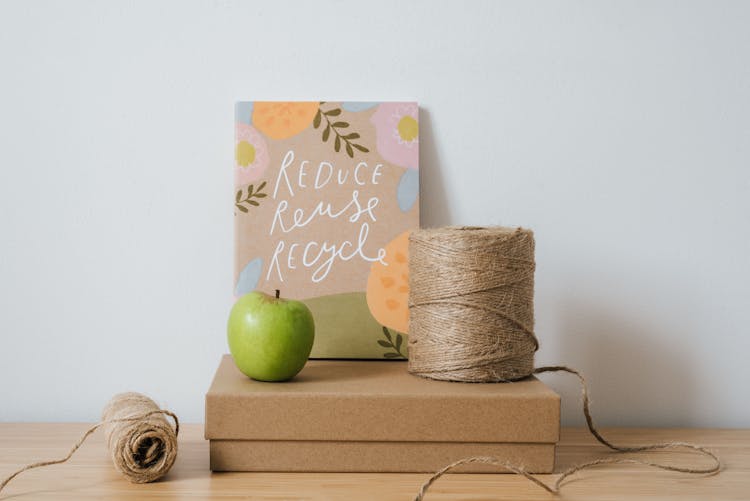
<box><xmin>0</xmin><ymin>392</ymin><xmax>178</xmax><ymax>494</ymax></box>
<box><xmin>408</xmin><ymin>226</ymin><xmax>537</xmax><ymax>382</ymax></box>
<box><xmin>101</xmin><ymin>392</ymin><xmax>179</xmax><ymax>483</ymax></box>
<box><xmin>408</xmin><ymin>226</ymin><xmax>721</xmax><ymax>500</ymax></box>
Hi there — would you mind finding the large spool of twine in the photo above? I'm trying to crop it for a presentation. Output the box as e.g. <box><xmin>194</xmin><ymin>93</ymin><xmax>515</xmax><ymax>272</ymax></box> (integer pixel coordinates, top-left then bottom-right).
<box><xmin>408</xmin><ymin>226</ymin><xmax>538</xmax><ymax>382</ymax></box>
<box><xmin>407</xmin><ymin>226</ymin><xmax>721</xmax><ymax>500</ymax></box>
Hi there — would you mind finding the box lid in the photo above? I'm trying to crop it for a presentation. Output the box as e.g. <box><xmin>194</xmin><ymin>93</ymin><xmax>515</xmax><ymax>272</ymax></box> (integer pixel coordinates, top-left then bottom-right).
<box><xmin>205</xmin><ymin>355</ymin><xmax>560</xmax><ymax>443</ymax></box>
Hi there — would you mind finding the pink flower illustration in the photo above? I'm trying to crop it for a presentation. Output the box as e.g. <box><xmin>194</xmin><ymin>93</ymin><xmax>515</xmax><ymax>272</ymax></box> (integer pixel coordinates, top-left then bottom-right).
<box><xmin>370</xmin><ymin>103</ymin><xmax>419</xmax><ymax>169</ymax></box>
<box><xmin>235</xmin><ymin>123</ymin><xmax>270</xmax><ymax>186</ymax></box>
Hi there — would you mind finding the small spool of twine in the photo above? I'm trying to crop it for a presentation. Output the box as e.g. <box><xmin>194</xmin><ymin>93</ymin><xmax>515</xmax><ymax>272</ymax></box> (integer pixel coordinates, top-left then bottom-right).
<box><xmin>0</xmin><ymin>392</ymin><xmax>178</xmax><ymax>494</ymax></box>
<box><xmin>101</xmin><ymin>392</ymin><xmax>178</xmax><ymax>483</ymax></box>
<box><xmin>408</xmin><ymin>226</ymin><xmax>538</xmax><ymax>382</ymax></box>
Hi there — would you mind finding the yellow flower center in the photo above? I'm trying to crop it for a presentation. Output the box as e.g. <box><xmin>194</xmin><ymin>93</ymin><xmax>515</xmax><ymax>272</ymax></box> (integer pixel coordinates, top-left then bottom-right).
<box><xmin>236</xmin><ymin>141</ymin><xmax>256</xmax><ymax>167</ymax></box>
<box><xmin>397</xmin><ymin>116</ymin><xmax>418</xmax><ymax>142</ymax></box>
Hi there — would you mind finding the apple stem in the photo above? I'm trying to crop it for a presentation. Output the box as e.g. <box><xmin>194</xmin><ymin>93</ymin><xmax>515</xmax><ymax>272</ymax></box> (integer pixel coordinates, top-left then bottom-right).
<box><xmin>275</xmin><ymin>289</ymin><xmax>280</xmax><ymax>299</ymax></box>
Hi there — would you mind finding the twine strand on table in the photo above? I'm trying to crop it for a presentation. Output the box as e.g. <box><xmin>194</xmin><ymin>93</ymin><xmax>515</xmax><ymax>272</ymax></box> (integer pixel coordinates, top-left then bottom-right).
<box><xmin>0</xmin><ymin>392</ymin><xmax>178</xmax><ymax>495</ymax></box>
<box><xmin>414</xmin><ymin>365</ymin><xmax>721</xmax><ymax>500</ymax></box>
<box><xmin>408</xmin><ymin>226</ymin><xmax>721</xmax><ymax>500</ymax></box>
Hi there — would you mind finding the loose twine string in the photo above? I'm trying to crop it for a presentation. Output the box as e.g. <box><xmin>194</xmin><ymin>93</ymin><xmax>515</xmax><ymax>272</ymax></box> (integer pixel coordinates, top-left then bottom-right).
<box><xmin>0</xmin><ymin>392</ymin><xmax>179</xmax><ymax>495</ymax></box>
<box><xmin>408</xmin><ymin>226</ymin><xmax>721</xmax><ymax>500</ymax></box>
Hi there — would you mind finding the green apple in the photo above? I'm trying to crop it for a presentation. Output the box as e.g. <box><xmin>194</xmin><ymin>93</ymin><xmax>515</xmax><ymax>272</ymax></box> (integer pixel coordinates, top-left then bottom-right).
<box><xmin>227</xmin><ymin>290</ymin><xmax>315</xmax><ymax>382</ymax></box>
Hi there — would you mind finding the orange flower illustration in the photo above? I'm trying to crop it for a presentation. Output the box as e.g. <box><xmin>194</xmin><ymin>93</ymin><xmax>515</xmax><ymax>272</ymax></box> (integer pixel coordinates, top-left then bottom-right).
<box><xmin>252</xmin><ymin>102</ymin><xmax>320</xmax><ymax>140</ymax></box>
<box><xmin>366</xmin><ymin>231</ymin><xmax>411</xmax><ymax>334</ymax></box>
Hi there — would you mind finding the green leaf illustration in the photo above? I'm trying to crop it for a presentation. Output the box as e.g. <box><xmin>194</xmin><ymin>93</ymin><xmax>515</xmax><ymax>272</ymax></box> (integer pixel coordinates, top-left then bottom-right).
<box><xmin>235</xmin><ymin>180</ymin><xmax>268</xmax><ymax>214</ymax></box>
<box><xmin>316</xmin><ymin>104</ymin><xmax>370</xmax><ymax>158</ymax></box>
<box><xmin>382</xmin><ymin>326</ymin><xmax>392</xmax><ymax>342</ymax></box>
<box><xmin>378</xmin><ymin>327</ymin><xmax>406</xmax><ymax>359</ymax></box>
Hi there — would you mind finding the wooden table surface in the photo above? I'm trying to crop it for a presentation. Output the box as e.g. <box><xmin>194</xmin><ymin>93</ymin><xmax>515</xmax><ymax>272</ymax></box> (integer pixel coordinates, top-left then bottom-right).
<box><xmin>0</xmin><ymin>424</ymin><xmax>747</xmax><ymax>500</ymax></box>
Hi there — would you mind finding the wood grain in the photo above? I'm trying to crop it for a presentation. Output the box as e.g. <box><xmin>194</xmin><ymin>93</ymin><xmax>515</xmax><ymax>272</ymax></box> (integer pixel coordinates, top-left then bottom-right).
<box><xmin>1</xmin><ymin>424</ymin><xmax>747</xmax><ymax>500</ymax></box>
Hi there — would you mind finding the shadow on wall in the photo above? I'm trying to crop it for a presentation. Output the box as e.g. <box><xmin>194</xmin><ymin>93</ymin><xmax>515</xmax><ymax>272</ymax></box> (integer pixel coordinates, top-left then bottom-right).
<box><xmin>542</xmin><ymin>295</ymin><xmax>696</xmax><ymax>428</ymax></box>
<box><xmin>419</xmin><ymin>108</ymin><xmax>452</xmax><ymax>227</ymax></box>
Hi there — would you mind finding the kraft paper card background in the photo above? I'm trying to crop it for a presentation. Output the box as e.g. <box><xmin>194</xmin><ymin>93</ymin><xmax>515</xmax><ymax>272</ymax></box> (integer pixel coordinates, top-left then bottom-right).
<box><xmin>234</xmin><ymin>101</ymin><xmax>419</xmax><ymax>359</ymax></box>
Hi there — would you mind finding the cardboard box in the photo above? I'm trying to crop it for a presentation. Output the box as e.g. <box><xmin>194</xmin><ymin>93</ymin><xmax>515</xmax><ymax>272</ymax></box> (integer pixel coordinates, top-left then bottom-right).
<box><xmin>205</xmin><ymin>355</ymin><xmax>560</xmax><ymax>473</ymax></box>
<box><xmin>209</xmin><ymin>440</ymin><xmax>555</xmax><ymax>473</ymax></box>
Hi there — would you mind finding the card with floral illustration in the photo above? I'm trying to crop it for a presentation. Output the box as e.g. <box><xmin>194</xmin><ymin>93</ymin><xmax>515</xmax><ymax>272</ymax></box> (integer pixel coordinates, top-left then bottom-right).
<box><xmin>234</xmin><ymin>102</ymin><xmax>419</xmax><ymax>359</ymax></box>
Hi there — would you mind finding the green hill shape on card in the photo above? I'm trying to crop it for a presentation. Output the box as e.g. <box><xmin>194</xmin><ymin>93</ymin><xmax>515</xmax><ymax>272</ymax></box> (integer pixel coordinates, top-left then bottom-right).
<box><xmin>303</xmin><ymin>292</ymin><xmax>408</xmax><ymax>360</ymax></box>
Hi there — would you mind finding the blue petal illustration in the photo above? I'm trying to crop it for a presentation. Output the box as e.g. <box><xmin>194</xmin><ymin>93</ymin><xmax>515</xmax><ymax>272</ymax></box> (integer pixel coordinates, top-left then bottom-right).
<box><xmin>235</xmin><ymin>257</ymin><xmax>263</xmax><ymax>296</ymax></box>
<box><xmin>235</xmin><ymin>102</ymin><xmax>254</xmax><ymax>124</ymax></box>
<box><xmin>396</xmin><ymin>168</ymin><xmax>419</xmax><ymax>212</ymax></box>
<box><xmin>342</xmin><ymin>102</ymin><xmax>379</xmax><ymax>112</ymax></box>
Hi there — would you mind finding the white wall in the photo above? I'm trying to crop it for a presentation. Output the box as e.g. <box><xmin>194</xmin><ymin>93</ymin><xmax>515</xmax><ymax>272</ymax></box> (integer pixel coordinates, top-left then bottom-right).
<box><xmin>1</xmin><ymin>0</ymin><xmax>748</xmax><ymax>427</ymax></box>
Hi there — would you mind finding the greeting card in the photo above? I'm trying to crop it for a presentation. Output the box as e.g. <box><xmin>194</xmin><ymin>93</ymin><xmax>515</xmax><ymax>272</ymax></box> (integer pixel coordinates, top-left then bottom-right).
<box><xmin>234</xmin><ymin>102</ymin><xmax>419</xmax><ymax>359</ymax></box>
